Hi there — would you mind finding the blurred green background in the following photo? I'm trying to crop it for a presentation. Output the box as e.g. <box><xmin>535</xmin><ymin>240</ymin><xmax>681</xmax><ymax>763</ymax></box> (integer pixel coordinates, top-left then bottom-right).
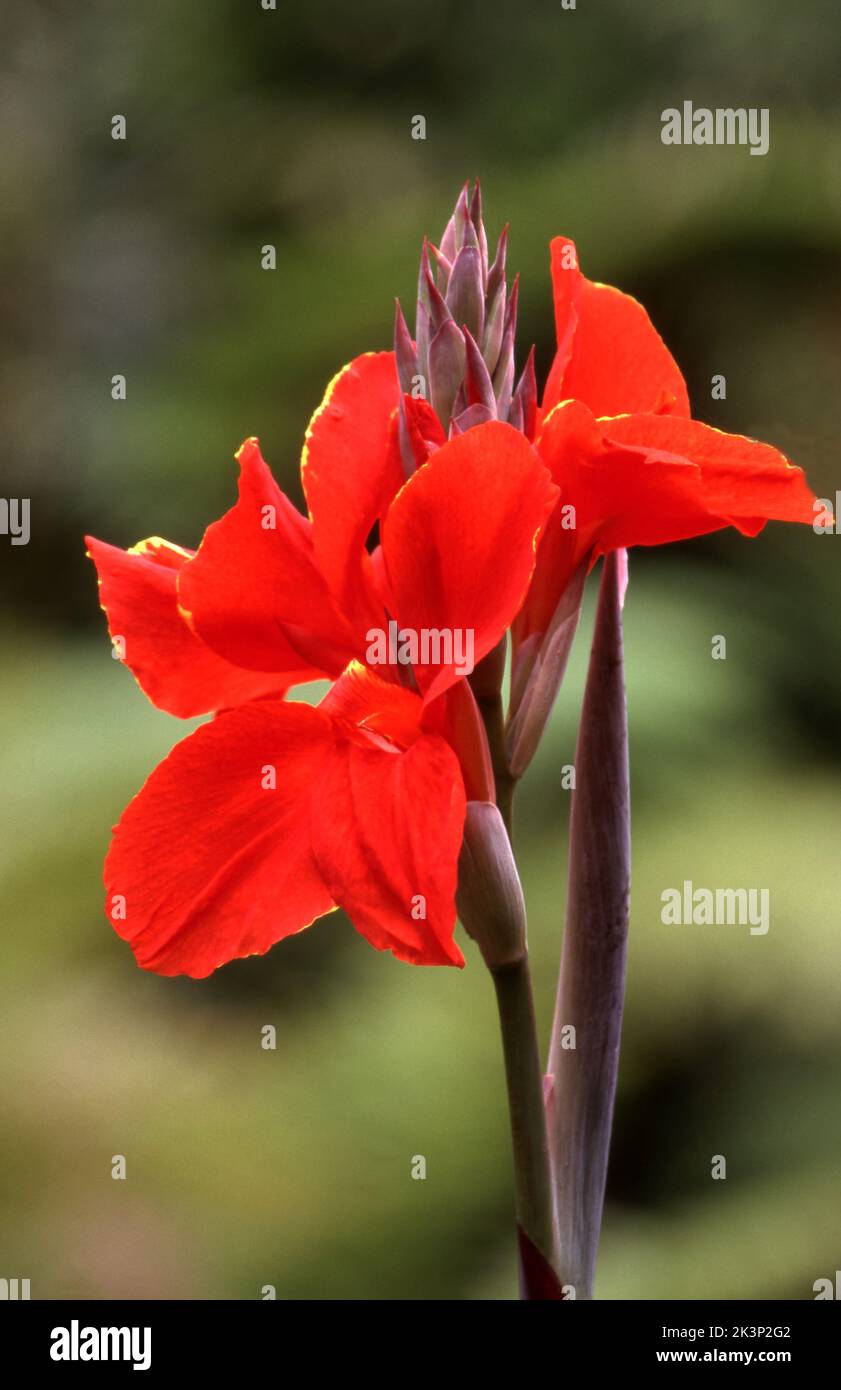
<box><xmin>1</xmin><ymin>0</ymin><xmax>840</xmax><ymax>1300</ymax></box>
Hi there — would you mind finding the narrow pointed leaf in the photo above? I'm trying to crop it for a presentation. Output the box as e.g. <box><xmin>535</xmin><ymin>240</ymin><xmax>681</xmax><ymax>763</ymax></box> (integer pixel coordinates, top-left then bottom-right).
<box><xmin>546</xmin><ymin>550</ymin><xmax>631</xmax><ymax>1300</ymax></box>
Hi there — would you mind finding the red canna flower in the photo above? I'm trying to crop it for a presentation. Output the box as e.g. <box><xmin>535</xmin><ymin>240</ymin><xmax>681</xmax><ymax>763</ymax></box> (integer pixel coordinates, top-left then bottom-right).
<box><xmin>88</xmin><ymin>373</ymin><xmax>554</xmax><ymax>716</ymax></box>
<box><xmin>104</xmin><ymin>663</ymin><xmax>494</xmax><ymax>976</ymax></box>
<box><xmin>507</xmin><ymin>233</ymin><xmax>826</xmax><ymax>771</ymax></box>
<box><xmin>87</xmin><ymin>183</ymin><xmax>824</xmax><ymax>976</ymax></box>
<box><xmin>85</xmin><ymin>535</ymin><xmax>287</xmax><ymax>719</ymax></box>
<box><xmin>88</xmin><ymin>360</ymin><xmax>555</xmax><ymax>974</ymax></box>
<box><xmin>384</xmin><ymin>194</ymin><xmax>824</xmax><ymax>776</ymax></box>
<box><xmin>518</xmin><ymin>234</ymin><xmax>824</xmax><ymax>637</ymax></box>
<box><xmin>177</xmin><ymin>414</ymin><xmax>554</xmax><ymax>707</ymax></box>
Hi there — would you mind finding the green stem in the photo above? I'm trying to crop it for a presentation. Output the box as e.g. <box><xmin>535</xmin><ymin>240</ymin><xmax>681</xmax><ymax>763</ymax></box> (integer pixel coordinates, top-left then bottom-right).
<box><xmin>495</xmin><ymin>769</ymin><xmax>516</xmax><ymax>840</ymax></box>
<box><xmin>490</xmin><ymin>954</ymin><xmax>559</xmax><ymax>1277</ymax></box>
<box><xmin>475</xmin><ymin>685</ymin><xmax>517</xmax><ymax>837</ymax></box>
<box><xmin>470</xmin><ymin>642</ymin><xmax>557</xmax><ymax>1287</ymax></box>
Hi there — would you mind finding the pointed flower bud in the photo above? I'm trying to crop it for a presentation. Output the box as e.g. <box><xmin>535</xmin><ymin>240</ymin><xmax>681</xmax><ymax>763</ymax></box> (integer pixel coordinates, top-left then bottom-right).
<box><xmin>446</xmin><ymin>246</ymin><xmax>485</xmax><ymax>343</ymax></box>
<box><xmin>511</xmin><ymin>346</ymin><xmax>538</xmax><ymax>441</ymax></box>
<box><xmin>422</xmin><ymin>255</ymin><xmax>451</xmax><ymax>337</ymax></box>
<box><xmin>486</xmin><ymin>224</ymin><xmax>508</xmax><ymax>309</ymax></box>
<box><xmin>454</xmin><ymin>181</ymin><xmax>479</xmax><ymax>255</ymax></box>
<box><xmin>429</xmin><ymin>319</ymin><xmax>467</xmax><ymax>431</ymax></box>
<box><xmin>462</xmin><ymin>328</ymin><xmax>497</xmax><ymax>416</ymax></box>
<box><xmin>457</xmin><ymin>801</ymin><xmax>527</xmax><ymax>969</ymax></box>
<box><xmin>482</xmin><ymin>276</ymin><xmax>507</xmax><ymax>376</ymax></box>
<box><xmin>395</xmin><ymin>182</ymin><xmax>536</xmax><ymax>455</ymax></box>
<box><xmin>394</xmin><ymin>300</ymin><xmax>419</xmax><ymax>396</ymax></box>
<box><xmin>451</xmin><ymin>402</ymin><xmax>496</xmax><ymax>435</ymax></box>
<box><xmin>492</xmin><ymin>276</ymin><xmax>519</xmax><ymax>420</ymax></box>
<box><xmin>428</xmin><ymin>242</ymin><xmax>453</xmax><ymax>293</ymax></box>
<box><xmin>469</xmin><ymin>181</ymin><xmax>489</xmax><ymax>288</ymax></box>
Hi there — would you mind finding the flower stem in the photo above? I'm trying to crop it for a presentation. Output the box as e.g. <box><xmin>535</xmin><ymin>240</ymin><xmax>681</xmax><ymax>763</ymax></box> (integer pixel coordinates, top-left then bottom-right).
<box><xmin>490</xmin><ymin>953</ymin><xmax>561</xmax><ymax>1294</ymax></box>
<box><xmin>472</xmin><ymin>674</ymin><xmax>517</xmax><ymax>838</ymax></box>
<box><xmin>495</xmin><ymin>769</ymin><xmax>516</xmax><ymax>839</ymax></box>
<box><xmin>469</xmin><ymin>638</ymin><xmax>560</xmax><ymax>1293</ymax></box>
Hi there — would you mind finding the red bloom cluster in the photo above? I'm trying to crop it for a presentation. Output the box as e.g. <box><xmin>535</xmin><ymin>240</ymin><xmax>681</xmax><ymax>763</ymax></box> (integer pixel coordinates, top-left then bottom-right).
<box><xmin>88</xmin><ymin>186</ymin><xmax>821</xmax><ymax>977</ymax></box>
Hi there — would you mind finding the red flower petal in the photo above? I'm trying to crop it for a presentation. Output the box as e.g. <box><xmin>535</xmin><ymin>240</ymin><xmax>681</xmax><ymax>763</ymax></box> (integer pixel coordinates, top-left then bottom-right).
<box><xmin>542</xmin><ymin>236</ymin><xmax>690</xmax><ymax>420</ymax></box>
<box><xmin>321</xmin><ymin>660</ymin><xmax>425</xmax><ymax>750</ymax></box>
<box><xmin>522</xmin><ymin>401</ymin><xmax>821</xmax><ymax>640</ymax></box>
<box><xmin>396</xmin><ymin>392</ymin><xmax>447</xmax><ymax>471</ymax></box>
<box><xmin>381</xmin><ymin>421</ymin><xmax>558</xmax><ymax>702</ymax></box>
<box><xmin>422</xmin><ymin>679</ymin><xmax>495</xmax><ymax>804</ymax></box>
<box><xmin>311</xmin><ymin>731</ymin><xmax>466</xmax><ymax>966</ymax></box>
<box><xmin>178</xmin><ymin>438</ymin><xmax>358</xmax><ymax>680</ymax></box>
<box><xmin>86</xmin><ymin>535</ymin><xmax>286</xmax><ymax>718</ymax></box>
<box><xmin>302</xmin><ymin>353</ymin><xmax>403</xmax><ymax>632</ymax></box>
<box><xmin>605</xmin><ymin>413</ymin><xmax>819</xmax><ymax>530</ymax></box>
<box><xmin>522</xmin><ymin>402</ymin><xmax>714</xmax><ymax>637</ymax></box>
<box><xmin>105</xmin><ymin>702</ymin><xmax>336</xmax><ymax>977</ymax></box>
<box><xmin>541</xmin><ymin>238</ymin><xmax>584</xmax><ymax>411</ymax></box>
<box><xmin>325</xmin><ymin>662</ymin><xmax>494</xmax><ymax>803</ymax></box>
<box><xmin>106</xmin><ymin>668</ymin><xmax>469</xmax><ymax>976</ymax></box>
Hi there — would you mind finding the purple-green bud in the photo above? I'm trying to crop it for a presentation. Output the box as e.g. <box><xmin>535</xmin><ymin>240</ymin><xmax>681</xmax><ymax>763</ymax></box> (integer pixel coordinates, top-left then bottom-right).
<box><xmin>429</xmin><ymin>319</ymin><xmax>467</xmax><ymax>431</ymax></box>
<box><xmin>446</xmin><ymin>246</ymin><xmax>485</xmax><ymax>343</ymax></box>
<box><xmin>457</xmin><ymin>801</ymin><xmax>528</xmax><ymax>969</ymax></box>
<box><xmin>483</xmin><ymin>277</ymin><xmax>507</xmax><ymax>375</ymax></box>
<box><xmin>393</xmin><ymin>300</ymin><xmax>418</xmax><ymax>395</ymax></box>
<box><xmin>393</xmin><ymin>182</ymin><xmax>535</xmax><ymax>458</ymax></box>
<box><xmin>511</xmin><ymin>346</ymin><xmax>537</xmax><ymax>441</ymax></box>
<box><xmin>462</xmin><ymin>328</ymin><xmax>497</xmax><ymax>415</ymax></box>
<box><xmin>492</xmin><ymin>274</ymin><xmax>519</xmax><ymax>420</ymax></box>
<box><xmin>469</xmin><ymin>182</ymin><xmax>489</xmax><ymax>286</ymax></box>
